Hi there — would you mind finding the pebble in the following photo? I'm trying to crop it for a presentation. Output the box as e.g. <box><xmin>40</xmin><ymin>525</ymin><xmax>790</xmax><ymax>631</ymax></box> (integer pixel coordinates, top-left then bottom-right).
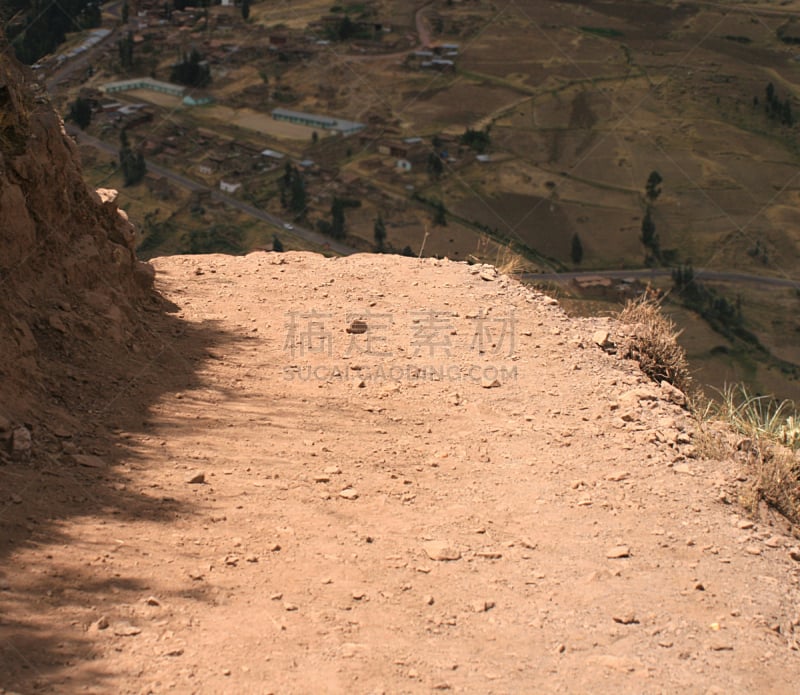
<box><xmin>424</xmin><ymin>594</ymin><xmax>435</xmax><ymax>606</ymax></box>
<box><xmin>745</xmin><ymin>545</ymin><xmax>762</xmax><ymax>556</ymax></box>
<box><xmin>11</xmin><ymin>426</ymin><xmax>32</xmax><ymax>457</ymax></box>
<box><xmin>592</xmin><ymin>330</ymin><xmax>610</xmax><ymax>348</ymax></box>
<box><xmin>113</xmin><ymin>623</ymin><xmax>142</xmax><ymax>636</ymax></box>
<box><xmin>606</xmin><ymin>545</ymin><xmax>631</xmax><ymax>559</ymax></box>
<box><xmin>423</xmin><ymin>541</ymin><xmax>461</xmax><ymax>561</ymax></box>
<box><xmin>73</xmin><ymin>454</ymin><xmax>106</xmax><ymax>469</ymax></box>
<box><xmin>613</xmin><ymin>612</ymin><xmax>639</xmax><ymax>625</ymax></box>
<box><xmin>471</xmin><ymin>600</ymin><xmax>495</xmax><ymax>613</ymax></box>
<box><xmin>339</xmin><ymin>488</ymin><xmax>359</xmax><ymax>500</ymax></box>
<box><xmin>764</xmin><ymin>537</ymin><xmax>782</xmax><ymax>549</ymax></box>
<box><xmin>186</xmin><ymin>472</ymin><xmax>205</xmax><ymax>484</ymax></box>
<box><xmin>481</xmin><ymin>377</ymin><xmax>501</xmax><ymax>389</ymax></box>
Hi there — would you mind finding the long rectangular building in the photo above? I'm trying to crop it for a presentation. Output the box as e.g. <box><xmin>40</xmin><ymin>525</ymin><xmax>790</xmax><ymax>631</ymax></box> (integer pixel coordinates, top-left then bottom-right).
<box><xmin>271</xmin><ymin>107</ymin><xmax>364</xmax><ymax>135</ymax></box>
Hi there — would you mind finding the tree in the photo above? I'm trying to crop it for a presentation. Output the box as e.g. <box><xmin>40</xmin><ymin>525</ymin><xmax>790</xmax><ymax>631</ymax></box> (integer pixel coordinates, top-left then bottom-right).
<box><xmin>570</xmin><ymin>232</ymin><xmax>583</xmax><ymax>265</ymax></box>
<box><xmin>460</xmin><ymin>127</ymin><xmax>491</xmax><ymax>153</ymax></box>
<box><xmin>121</xmin><ymin>0</ymin><xmax>129</xmax><ymax>24</ymax></box>
<box><xmin>330</xmin><ymin>198</ymin><xmax>346</xmax><ymax>239</ymax></box>
<box><xmin>241</xmin><ymin>0</ymin><xmax>250</xmax><ymax>20</ymax></box>
<box><xmin>311</xmin><ymin>131</ymin><xmax>319</xmax><ymax>144</ymax></box>
<box><xmin>373</xmin><ymin>215</ymin><xmax>386</xmax><ymax>251</ymax></box>
<box><xmin>427</xmin><ymin>152</ymin><xmax>443</xmax><ymax>179</ymax></box>
<box><xmin>641</xmin><ymin>208</ymin><xmax>656</xmax><ymax>247</ymax></box>
<box><xmin>119</xmin><ymin>130</ymin><xmax>146</xmax><ymax>186</ymax></box>
<box><xmin>118</xmin><ymin>31</ymin><xmax>134</xmax><ymax>70</ymax></box>
<box><xmin>171</xmin><ymin>49</ymin><xmax>211</xmax><ymax>88</ymax></box>
<box><xmin>69</xmin><ymin>97</ymin><xmax>92</xmax><ymax>130</ymax></box>
<box><xmin>289</xmin><ymin>171</ymin><xmax>306</xmax><ymax>215</ymax></box>
<box><xmin>432</xmin><ymin>200</ymin><xmax>447</xmax><ymax>226</ymax></box>
<box><xmin>272</xmin><ymin>234</ymin><xmax>284</xmax><ymax>252</ymax></box>
<box><xmin>336</xmin><ymin>15</ymin><xmax>358</xmax><ymax>40</ymax></box>
<box><xmin>783</xmin><ymin>98</ymin><xmax>794</xmax><ymax>126</ymax></box>
<box><xmin>645</xmin><ymin>170</ymin><xmax>662</xmax><ymax>201</ymax></box>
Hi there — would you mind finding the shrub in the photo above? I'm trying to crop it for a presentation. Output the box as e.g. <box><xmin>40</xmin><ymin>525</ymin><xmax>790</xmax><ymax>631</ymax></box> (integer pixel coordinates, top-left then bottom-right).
<box><xmin>617</xmin><ymin>294</ymin><xmax>691</xmax><ymax>393</ymax></box>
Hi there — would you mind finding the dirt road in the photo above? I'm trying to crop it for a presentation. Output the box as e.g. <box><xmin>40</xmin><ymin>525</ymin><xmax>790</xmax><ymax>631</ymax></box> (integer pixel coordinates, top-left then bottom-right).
<box><xmin>1</xmin><ymin>253</ymin><xmax>798</xmax><ymax>694</ymax></box>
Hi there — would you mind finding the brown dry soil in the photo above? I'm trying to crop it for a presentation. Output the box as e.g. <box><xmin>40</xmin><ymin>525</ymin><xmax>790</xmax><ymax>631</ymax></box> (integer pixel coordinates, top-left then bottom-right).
<box><xmin>2</xmin><ymin>253</ymin><xmax>800</xmax><ymax>694</ymax></box>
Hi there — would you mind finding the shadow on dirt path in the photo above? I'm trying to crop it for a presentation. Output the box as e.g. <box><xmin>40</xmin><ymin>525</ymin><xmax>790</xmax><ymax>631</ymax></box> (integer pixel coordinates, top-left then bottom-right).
<box><xmin>0</xmin><ymin>289</ymin><xmax>244</xmax><ymax>692</ymax></box>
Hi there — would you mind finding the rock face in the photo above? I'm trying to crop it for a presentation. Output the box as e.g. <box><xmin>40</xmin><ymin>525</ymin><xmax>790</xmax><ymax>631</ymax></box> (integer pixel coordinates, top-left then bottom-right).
<box><xmin>0</xmin><ymin>44</ymin><xmax>152</xmax><ymax>428</ymax></box>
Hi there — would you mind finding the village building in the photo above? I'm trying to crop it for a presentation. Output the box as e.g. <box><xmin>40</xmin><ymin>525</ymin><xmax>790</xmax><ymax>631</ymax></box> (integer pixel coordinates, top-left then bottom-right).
<box><xmin>271</xmin><ymin>108</ymin><xmax>365</xmax><ymax>136</ymax></box>
<box><xmin>102</xmin><ymin>77</ymin><xmax>185</xmax><ymax>98</ymax></box>
<box><xmin>219</xmin><ymin>180</ymin><xmax>241</xmax><ymax>194</ymax></box>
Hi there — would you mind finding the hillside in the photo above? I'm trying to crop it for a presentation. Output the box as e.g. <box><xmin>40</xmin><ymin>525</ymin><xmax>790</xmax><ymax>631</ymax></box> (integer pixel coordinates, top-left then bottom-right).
<box><xmin>2</xmin><ymin>17</ymin><xmax>800</xmax><ymax>695</ymax></box>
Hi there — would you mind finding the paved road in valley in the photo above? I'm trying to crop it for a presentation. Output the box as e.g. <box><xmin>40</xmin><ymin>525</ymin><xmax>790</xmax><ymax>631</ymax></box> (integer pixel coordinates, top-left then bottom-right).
<box><xmin>519</xmin><ymin>268</ymin><xmax>800</xmax><ymax>289</ymax></box>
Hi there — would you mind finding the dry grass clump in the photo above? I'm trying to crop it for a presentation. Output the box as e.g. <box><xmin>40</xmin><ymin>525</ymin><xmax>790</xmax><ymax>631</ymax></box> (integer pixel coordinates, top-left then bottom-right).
<box><xmin>617</xmin><ymin>294</ymin><xmax>692</xmax><ymax>393</ymax></box>
<box><xmin>697</xmin><ymin>385</ymin><xmax>800</xmax><ymax>525</ymax></box>
<box><xmin>715</xmin><ymin>384</ymin><xmax>800</xmax><ymax>451</ymax></box>
<box><xmin>494</xmin><ymin>247</ymin><xmax>525</xmax><ymax>276</ymax></box>
<box><xmin>747</xmin><ymin>444</ymin><xmax>800</xmax><ymax>524</ymax></box>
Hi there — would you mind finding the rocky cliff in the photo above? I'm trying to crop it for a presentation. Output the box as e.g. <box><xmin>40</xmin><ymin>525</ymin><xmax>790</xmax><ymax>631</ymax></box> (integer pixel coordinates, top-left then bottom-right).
<box><xmin>0</xmin><ymin>42</ymin><xmax>153</xmax><ymax>453</ymax></box>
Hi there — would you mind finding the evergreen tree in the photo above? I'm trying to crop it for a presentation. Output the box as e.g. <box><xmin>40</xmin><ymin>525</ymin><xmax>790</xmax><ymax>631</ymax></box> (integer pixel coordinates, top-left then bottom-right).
<box><xmin>118</xmin><ymin>31</ymin><xmax>134</xmax><ymax>70</ymax></box>
<box><xmin>427</xmin><ymin>152</ymin><xmax>443</xmax><ymax>179</ymax></box>
<box><xmin>570</xmin><ymin>232</ymin><xmax>583</xmax><ymax>265</ymax></box>
<box><xmin>272</xmin><ymin>234</ymin><xmax>284</xmax><ymax>252</ymax></box>
<box><xmin>330</xmin><ymin>198</ymin><xmax>346</xmax><ymax>239</ymax></box>
<box><xmin>373</xmin><ymin>215</ymin><xmax>387</xmax><ymax>251</ymax></box>
<box><xmin>171</xmin><ymin>49</ymin><xmax>211</xmax><ymax>87</ymax></box>
<box><xmin>432</xmin><ymin>200</ymin><xmax>447</xmax><ymax>226</ymax></box>
<box><xmin>121</xmin><ymin>0</ymin><xmax>129</xmax><ymax>23</ymax></box>
<box><xmin>241</xmin><ymin>0</ymin><xmax>250</xmax><ymax>20</ymax></box>
<box><xmin>645</xmin><ymin>170</ymin><xmax>662</xmax><ymax>201</ymax></box>
<box><xmin>289</xmin><ymin>171</ymin><xmax>306</xmax><ymax>216</ymax></box>
<box><xmin>783</xmin><ymin>98</ymin><xmax>794</xmax><ymax>126</ymax></box>
<box><xmin>69</xmin><ymin>97</ymin><xmax>92</xmax><ymax>130</ymax></box>
<box><xmin>641</xmin><ymin>208</ymin><xmax>656</xmax><ymax>248</ymax></box>
<box><xmin>119</xmin><ymin>130</ymin><xmax>146</xmax><ymax>186</ymax></box>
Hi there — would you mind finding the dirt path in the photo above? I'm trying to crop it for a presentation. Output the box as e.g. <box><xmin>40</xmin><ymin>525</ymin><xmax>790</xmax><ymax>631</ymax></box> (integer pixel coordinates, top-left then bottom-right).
<box><xmin>415</xmin><ymin>2</ymin><xmax>435</xmax><ymax>49</ymax></box>
<box><xmin>1</xmin><ymin>253</ymin><xmax>799</xmax><ymax>694</ymax></box>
